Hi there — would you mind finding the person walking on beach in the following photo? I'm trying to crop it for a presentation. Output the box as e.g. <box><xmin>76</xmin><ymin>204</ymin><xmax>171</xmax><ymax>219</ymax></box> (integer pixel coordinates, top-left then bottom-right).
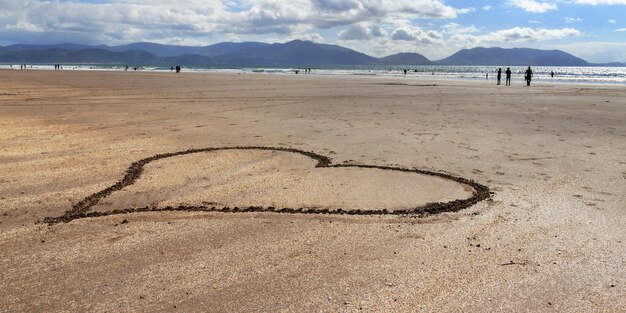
<box><xmin>496</xmin><ymin>68</ymin><xmax>502</xmax><ymax>85</ymax></box>
<box><xmin>505</xmin><ymin>67</ymin><xmax>512</xmax><ymax>86</ymax></box>
<box><xmin>551</xmin><ymin>71</ymin><xmax>554</xmax><ymax>78</ymax></box>
<box><xmin>525</xmin><ymin>66</ymin><xmax>533</xmax><ymax>86</ymax></box>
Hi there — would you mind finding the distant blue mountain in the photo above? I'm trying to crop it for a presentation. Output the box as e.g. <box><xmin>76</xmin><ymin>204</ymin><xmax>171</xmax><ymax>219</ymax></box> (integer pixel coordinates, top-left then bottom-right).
<box><xmin>379</xmin><ymin>53</ymin><xmax>433</xmax><ymax>65</ymax></box>
<box><xmin>197</xmin><ymin>42</ymin><xmax>272</xmax><ymax>57</ymax></box>
<box><xmin>436</xmin><ymin>47</ymin><xmax>589</xmax><ymax>66</ymax></box>
<box><xmin>210</xmin><ymin>40</ymin><xmax>379</xmax><ymax>65</ymax></box>
<box><xmin>106</xmin><ymin>42</ymin><xmax>203</xmax><ymax>57</ymax></box>
<box><xmin>0</xmin><ymin>41</ymin><xmax>618</xmax><ymax>66</ymax></box>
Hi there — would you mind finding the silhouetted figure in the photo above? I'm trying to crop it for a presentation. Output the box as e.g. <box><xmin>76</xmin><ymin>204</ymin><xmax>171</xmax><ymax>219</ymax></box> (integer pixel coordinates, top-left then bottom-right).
<box><xmin>505</xmin><ymin>67</ymin><xmax>512</xmax><ymax>86</ymax></box>
<box><xmin>486</xmin><ymin>73</ymin><xmax>488</xmax><ymax>80</ymax></box>
<box><xmin>125</xmin><ymin>66</ymin><xmax>129</xmax><ymax>71</ymax></box>
<box><xmin>175</xmin><ymin>65</ymin><xmax>181</xmax><ymax>73</ymax></box>
<box><xmin>403</xmin><ymin>69</ymin><xmax>407</xmax><ymax>75</ymax></box>
<box><xmin>551</xmin><ymin>71</ymin><xmax>554</xmax><ymax>78</ymax></box>
<box><xmin>525</xmin><ymin>66</ymin><xmax>533</xmax><ymax>86</ymax></box>
<box><xmin>496</xmin><ymin>68</ymin><xmax>502</xmax><ymax>85</ymax></box>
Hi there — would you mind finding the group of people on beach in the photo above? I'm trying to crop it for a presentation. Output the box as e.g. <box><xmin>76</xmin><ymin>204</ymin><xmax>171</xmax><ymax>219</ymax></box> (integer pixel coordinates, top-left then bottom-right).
<box><xmin>54</xmin><ymin>64</ymin><xmax>62</xmax><ymax>70</ymax></box>
<box><xmin>494</xmin><ymin>66</ymin><xmax>535</xmax><ymax>86</ymax></box>
<box><xmin>401</xmin><ymin>69</ymin><xmax>425</xmax><ymax>75</ymax></box>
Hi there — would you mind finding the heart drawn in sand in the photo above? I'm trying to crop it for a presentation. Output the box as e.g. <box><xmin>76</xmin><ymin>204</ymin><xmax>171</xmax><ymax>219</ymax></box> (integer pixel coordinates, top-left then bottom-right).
<box><xmin>44</xmin><ymin>146</ymin><xmax>490</xmax><ymax>224</ymax></box>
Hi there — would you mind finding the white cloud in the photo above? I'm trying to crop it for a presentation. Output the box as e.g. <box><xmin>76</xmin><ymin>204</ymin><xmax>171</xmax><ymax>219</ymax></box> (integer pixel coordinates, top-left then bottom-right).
<box><xmin>0</xmin><ymin>0</ymin><xmax>459</xmax><ymax>45</ymax></box>
<box><xmin>607</xmin><ymin>19</ymin><xmax>616</xmax><ymax>23</ymax></box>
<box><xmin>442</xmin><ymin>23</ymin><xmax>479</xmax><ymax>34</ymax></box>
<box><xmin>564</xmin><ymin>17</ymin><xmax>583</xmax><ymax>23</ymax></box>
<box><xmin>508</xmin><ymin>0</ymin><xmax>558</xmax><ymax>13</ymax></box>
<box><xmin>483</xmin><ymin>5</ymin><xmax>493</xmax><ymax>11</ymax></box>
<box><xmin>338</xmin><ymin>24</ymin><xmax>387</xmax><ymax>40</ymax></box>
<box><xmin>457</xmin><ymin>7</ymin><xmax>476</xmax><ymax>14</ymax></box>
<box><xmin>617</xmin><ymin>28</ymin><xmax>626</xmax><ymax>31</ymax></box>
<box><xmin>338</xmin><ymin>24</ymin><xmax>371</xmax><ymax>40</ymax></box>
<box><xmin>572</xmin><ymin>0</ymin><xmax>626</xmax><ymax>4</ymax></box>
<box><xmin>529</xmin><ymin>20</ymin><xmax>542</xmax><ymax>24</ymax></box>
<box><xmin>390</xmin><ymin>26</ymin><xmax>442</xmax><ymax>44</ymax></box>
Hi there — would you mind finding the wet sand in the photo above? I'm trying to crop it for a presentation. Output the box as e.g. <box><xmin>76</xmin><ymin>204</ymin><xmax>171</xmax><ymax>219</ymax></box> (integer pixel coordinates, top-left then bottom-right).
<box><xmin>0</xmin><ymin>70</ymin><xmax>625</xmax><ymax>312</ymax></box>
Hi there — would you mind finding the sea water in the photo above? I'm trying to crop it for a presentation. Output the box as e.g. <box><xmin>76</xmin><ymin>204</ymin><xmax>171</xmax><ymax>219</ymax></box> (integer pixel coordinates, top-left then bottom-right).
<box><xmin>1</xmin><ymin>64</ymin><xmax>625</xmax><ymax>86</ymax></box>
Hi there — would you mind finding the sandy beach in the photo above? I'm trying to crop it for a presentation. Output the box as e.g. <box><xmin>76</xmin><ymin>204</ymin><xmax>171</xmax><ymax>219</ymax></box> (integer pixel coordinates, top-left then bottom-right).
<box><xmin>0</xmin><ymin>70</ymin><xmax>624</xmax><ymax>312</ymax></box>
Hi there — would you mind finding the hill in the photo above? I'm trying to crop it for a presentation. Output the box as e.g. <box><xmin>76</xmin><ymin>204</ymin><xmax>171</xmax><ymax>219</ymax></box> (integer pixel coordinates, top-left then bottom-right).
<box><xmin>436</xmin><ymin>47</ymin><xmax>589</xmax><ymax>66</ymax></box>
<box><xmin>379</xmin><ymin>53</ymin><xmax>432</xmax><ymax>65</ymax></box>
<box><xmin>107</xmin><ymin>42</ymin><xmax>204</xmax><ymax>57</ymax></box>
<box><xmin>211</xmin><ymin>40</ymin><xmax>379</xmax><ymax>66</ymax></box>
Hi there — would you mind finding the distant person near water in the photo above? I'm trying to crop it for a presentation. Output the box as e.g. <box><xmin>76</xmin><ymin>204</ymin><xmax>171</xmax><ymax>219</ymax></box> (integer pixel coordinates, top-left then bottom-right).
<box><xmin>175</xmin><ymin>65</ymin><xmax>181</xmax><ymax>73</ymax></box>
<box><xmin>496</xmin><ymin>68</ymin><xmax>502</xmax><ymax>85</ymax></box>
<box><xmin>525</xmin><ymin>66</ymin><xmax>533</xmax><ymax>86</ymax></box>
<box><xmin>486</xmin><ymin>73</ymin><xmax>488</xmax><ymax>80</ymax></box>
<box><xmin>505</xmin><ymin>67</ymin><xmax>512</xmax><ymax>86</ymax></box>
<box><xmin>551</xmin><ymin>71</ymin><xmax>554</xmax><ymax>78</ymax></box>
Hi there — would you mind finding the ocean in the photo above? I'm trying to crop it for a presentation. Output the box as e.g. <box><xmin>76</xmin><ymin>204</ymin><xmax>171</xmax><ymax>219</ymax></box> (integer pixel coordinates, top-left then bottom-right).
<box><xmin>2</xmin><ymin>64</ymin><xmax>625</xmax><ymax>85</ymax></box>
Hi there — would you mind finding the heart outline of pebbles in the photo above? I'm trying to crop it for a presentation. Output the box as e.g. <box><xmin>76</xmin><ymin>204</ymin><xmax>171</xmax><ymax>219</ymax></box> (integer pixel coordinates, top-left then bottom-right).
<box><xmin>44</xmin><ymin>146</ymin><xmax>491</xmax><ymax>224</ymax></box>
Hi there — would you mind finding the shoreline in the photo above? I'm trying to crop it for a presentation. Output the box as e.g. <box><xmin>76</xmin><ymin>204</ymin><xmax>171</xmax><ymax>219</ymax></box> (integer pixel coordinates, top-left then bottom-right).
<box><xmin>2</xmin><ymin>65</ymin><xmax>625</xmax><ymax>86</ymax></box>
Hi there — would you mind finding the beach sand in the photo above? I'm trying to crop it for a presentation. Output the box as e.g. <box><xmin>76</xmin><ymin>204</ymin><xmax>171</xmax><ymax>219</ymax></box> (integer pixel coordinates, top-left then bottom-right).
<box><xmin>0</xmin><ymin>70</ymin><xmax>624</xmax><ymax>312</ymax></box>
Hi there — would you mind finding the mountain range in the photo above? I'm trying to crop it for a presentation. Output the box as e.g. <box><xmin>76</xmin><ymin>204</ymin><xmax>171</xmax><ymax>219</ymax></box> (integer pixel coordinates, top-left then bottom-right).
<box><xmin>0</xmin><ymin>40</ymin><xmax>623</xmax><ymax>67</ymax></box>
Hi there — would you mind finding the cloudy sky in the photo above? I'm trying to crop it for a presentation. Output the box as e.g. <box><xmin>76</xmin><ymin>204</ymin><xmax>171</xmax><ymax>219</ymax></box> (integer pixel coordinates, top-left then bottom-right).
<box><xmin>0</xmin><ymin>0</ymin><xmax>625</xmax><ymax>62</ymax></box>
